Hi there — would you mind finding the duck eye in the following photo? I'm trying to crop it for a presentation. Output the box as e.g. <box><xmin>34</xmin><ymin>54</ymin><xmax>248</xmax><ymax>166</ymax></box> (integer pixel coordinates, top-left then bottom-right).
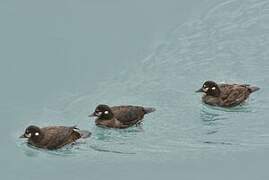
<box><xmin>212</xmin><ymin>87</ymin><xmax>216</xmax><ymax>90</ymax></box>
<box><xmin>35</xmin><ymin>132</ymin><xmax>39</xmax><ymax>136</ymax></box>
<box><xmin>104</xmin><ymin>111</ymin><xmax>109</xmax><ymax>114</ymax></box>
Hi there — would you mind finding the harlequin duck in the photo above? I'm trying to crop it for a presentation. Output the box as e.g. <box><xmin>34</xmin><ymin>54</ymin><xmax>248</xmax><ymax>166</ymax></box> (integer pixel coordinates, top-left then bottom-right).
<box><xmin>196</xmin><ymin>81</ymin><xmax>260</xmax><ymax>107</ymax></box>
<box><xmin>89</xmin><ymin>104</ymin><xmax>156</xmax><ymax>128</ymax></box>
<box><xmin>20</xmin><ymin>125</ymin><xmax>91</xmax><ymax>150</ymax></box>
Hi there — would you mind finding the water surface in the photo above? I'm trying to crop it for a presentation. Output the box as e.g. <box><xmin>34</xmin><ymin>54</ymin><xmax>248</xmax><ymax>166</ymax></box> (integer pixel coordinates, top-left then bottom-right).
<box><xmin>1</xmin><ymin>0</ymin><xmax>269</xmax><ymax>179</ymax></box>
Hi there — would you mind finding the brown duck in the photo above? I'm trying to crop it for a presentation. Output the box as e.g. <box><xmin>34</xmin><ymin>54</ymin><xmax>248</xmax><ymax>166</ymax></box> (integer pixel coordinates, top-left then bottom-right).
<box><xmin>89</xmin><ymin>104</ymin><xmax>156</xmax><ymax>128</ymax></box>
<box><xmin>20</xmin><ymin>125</ymin><xmax>91</xmax><ymax>150</ymax></box>
<box><xmin>196</xmin><ymin>81</ymin><xmax>260</xmax><ymax>107</ymax></box>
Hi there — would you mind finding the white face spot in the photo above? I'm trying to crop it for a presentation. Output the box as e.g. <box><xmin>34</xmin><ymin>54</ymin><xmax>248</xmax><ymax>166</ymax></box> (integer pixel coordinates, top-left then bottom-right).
<box><xmin>25</xmin><ymin>133</ymin><xmax>32</xmax><ymax>138</ymax></box>
<box><xmin>104</xmin><ymin>111</ymin><xmax>109</xmax><ymax>114</ymax></box>
<box><xmin>35</xmin><ymin>132</ymin><xmax>39</xmax><ymax>136</ymax></box>
<box><xmin>203</xmin><ymin>87</ymin><xmax>209</xmax><ymax>92</ymax></box>
<box><xmin>96</xmin><ymin>111</ymin><xmax>103</xmax><ymax>116</ymax></box>
<box><xmin>212</xmin><ymin>87</ymin><xmax>216</xmax><ymax>90</ymax></box>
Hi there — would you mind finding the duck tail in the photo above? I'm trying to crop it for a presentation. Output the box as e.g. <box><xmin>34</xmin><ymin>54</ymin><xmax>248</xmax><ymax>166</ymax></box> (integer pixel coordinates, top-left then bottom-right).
<box><xmin>143</xmin><ymin>107</ymin><xmax>156</xmax><ymax>114</ymax></box>
<box><xmin>248</xmin><ymin>86</ymin><xmax>260</xmax><ymax>93</ymax></box>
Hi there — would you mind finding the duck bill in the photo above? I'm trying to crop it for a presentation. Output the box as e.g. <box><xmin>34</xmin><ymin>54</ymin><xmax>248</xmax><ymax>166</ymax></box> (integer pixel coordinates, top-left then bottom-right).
<box><xmin>195</xmin><ymin>88</ymin><xmax>204</xmax><ymax>93</ymax></box>
<box><xmin>19</xmin><ymin>134</ymin><xmax>26</xmax><ymax>138</ymax></box>
<box><xmin>88</xmin><ymin>113</ymin><xmax>96</xmax><ymax>117</ymax></box>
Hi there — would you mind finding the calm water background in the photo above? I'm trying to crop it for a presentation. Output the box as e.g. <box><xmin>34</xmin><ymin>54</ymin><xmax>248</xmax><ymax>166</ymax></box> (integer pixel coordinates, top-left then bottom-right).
<box><xmin>1</xmin><ymin>0</ymin><xmax>269</xmax><ymax>179</ymax></box>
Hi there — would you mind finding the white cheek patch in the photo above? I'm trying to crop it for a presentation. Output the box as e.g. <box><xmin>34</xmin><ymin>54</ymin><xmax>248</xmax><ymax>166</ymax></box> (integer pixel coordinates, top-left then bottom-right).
<box><xmin>203</xmin><ymin>87</ymin><xmax>209</xmax><ymax>92</ymax></box>
<box><xmin>25</xmin><ymin>133</ymin><xmax>31</xmax><ymax>138</ymax></box>
<box><xmin>35</xmin><ymin>132</ymin><xmax>39</xmax><ymax>136</ymax></box>
<box><xmin>104</xmin><ymin>111</ymin><xmax>109</xmax><ymax>114</ymax></box>
<box><xmin>96</xmin><ymin>112</ymin><xmax>102</xmax><ymax>116</ymax></box>
<box><xmin>212</xmin><ymin>87</ymin><xmax>216</xmax><ymax>90</ymax></box>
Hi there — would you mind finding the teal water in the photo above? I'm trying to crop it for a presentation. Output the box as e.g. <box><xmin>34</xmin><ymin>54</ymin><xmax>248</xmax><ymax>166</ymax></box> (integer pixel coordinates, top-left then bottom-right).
<box><xmin>1</xmin><ymin>0</ymin><xmax>269</xmax><ymax>179</ymax></box>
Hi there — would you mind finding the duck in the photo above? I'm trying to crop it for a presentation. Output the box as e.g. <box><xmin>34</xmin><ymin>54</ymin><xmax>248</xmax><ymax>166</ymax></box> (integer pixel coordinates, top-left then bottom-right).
<box><xmin>89</xmin><ymin>104</ymin><xmax>156</xmax><ymax>128</ymax></box>
<box><xmin>196</xmin><ymin>81</ymin><xmax>260</xmax><ymax>107</ymax></box>
<box><xmin>20</xmin><ymin>125</ymin><xmax>91</xmax><ymax>150</ymax></box>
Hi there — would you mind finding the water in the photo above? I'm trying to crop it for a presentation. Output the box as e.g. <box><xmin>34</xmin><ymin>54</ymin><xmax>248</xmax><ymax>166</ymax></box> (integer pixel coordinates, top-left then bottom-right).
<box><xmin>1</xmin><ymin>0</ymin><xmax>269</xmax><ymax>179</ymax></box>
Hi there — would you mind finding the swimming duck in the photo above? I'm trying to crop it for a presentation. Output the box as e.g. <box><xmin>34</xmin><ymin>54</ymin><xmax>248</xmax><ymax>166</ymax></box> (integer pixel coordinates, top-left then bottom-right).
<box><xmin>196</xmin><ymin>81</ymin><xmax>260</xmax><ymax>107</ymax></box>
<box><xmin>89</xmin><ymin>104</ymin><xmax>156</xmax><ymax>128</ymax></box>
<box><xmin>20</xmin><ymin>125</ymin><xmax>91</xmax><ymax>150</ymax></box>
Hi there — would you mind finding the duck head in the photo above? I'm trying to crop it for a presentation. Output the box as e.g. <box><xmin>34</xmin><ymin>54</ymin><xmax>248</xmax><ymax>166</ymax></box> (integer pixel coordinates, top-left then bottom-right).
<box><xmin>196</xmin><ymin>81</ymin><xmax>221</xmax><ymax>97</ymax></box>
<box><xmin>89</xmin><ymin>104</ymin><xmax>114</xmax><ymax>120</ymax></box>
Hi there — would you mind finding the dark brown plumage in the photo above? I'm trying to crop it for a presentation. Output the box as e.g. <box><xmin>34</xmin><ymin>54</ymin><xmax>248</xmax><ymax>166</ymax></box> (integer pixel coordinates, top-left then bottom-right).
<box><xmin>89</xmin><ymin>104</ymin><xmax>156</xmax><ymax>128</ymax></box>
<box><xmin>20</xmin><ymin>125</ymin><xmax>91</xmax><ymax>150</ymax></box>
<box><xmin>196</xmin><ymin>81</ymin><xmax>260</xmax><ymax>107</ymax></box>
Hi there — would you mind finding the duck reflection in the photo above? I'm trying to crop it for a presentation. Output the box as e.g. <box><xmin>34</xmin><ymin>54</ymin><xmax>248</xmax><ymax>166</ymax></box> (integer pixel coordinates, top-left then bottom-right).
<box><xmin>200</xmin><ymin>106</ymin><xmax>226</xmax><ymax>126</ymax></box>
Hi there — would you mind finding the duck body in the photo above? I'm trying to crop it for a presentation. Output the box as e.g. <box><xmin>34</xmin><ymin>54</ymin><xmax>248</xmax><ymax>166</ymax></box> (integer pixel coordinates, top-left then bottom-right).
<box><xmin>197</xmin><ymin>81</ymin><xmax>260</xmax><ymax>107</ymax></box>
<box><xmin>90</xmin><ymin>105</ymin><xmax>156</xmax><ymax>129</ymax></box>
<box><xmin>21</xmin><ymin>125</ymin><xmax>91</xmax><ymax>150</ymax></box>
